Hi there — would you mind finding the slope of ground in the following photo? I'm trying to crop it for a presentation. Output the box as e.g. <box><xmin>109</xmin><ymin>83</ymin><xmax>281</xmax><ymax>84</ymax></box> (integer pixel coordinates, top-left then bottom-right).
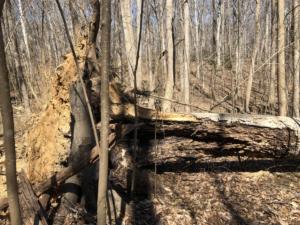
<box><xmin>146</xmin><ymin>169</ymin><xmax>300</xmax><ymax>225</ymax></box>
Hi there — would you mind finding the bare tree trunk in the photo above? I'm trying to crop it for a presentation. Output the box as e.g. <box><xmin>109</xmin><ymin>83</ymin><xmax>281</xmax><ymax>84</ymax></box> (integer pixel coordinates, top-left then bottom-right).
<box><xmin>159</xmin><ymin>1</ymin><xmax>167</xmax><ymax>86</ymax></box>
<box><xmin>14</xmin><ymin>33</ymin><xmax>30</xmax><ymax>114</ymax></box>
<box><xmin>245</xmin><ymin>0</ymin><xmax>261</xmax><ymax>112</ymax></box>
<box><xmin>147</xmin><ymin>18</ymin><xmax>155</xmax><ymax>108</ymax></box>
<box><xmin>200</xmin><ymin>1</ymin><xmax>205</xmax><ymax>88</ymax></box>
<box><xmin>264</xmin><ymin>3</ymin><xmax>270</xmax><ymax>101</ymax></box>
<box><xmin>87</xmin><ymin>0</ymin><xmax>100</xmax><ymax>70</ymax></box>
<box><xmin>216</xmin><ymin>0</ymin><xmax>222</xmax><ymax>67</ymax></box>
<box><xmin>98</xmin><ymin>0</ymin><xmax>111</xmax><ymax>224</ymax></box>
<box><xmin>194</xmin><ymin>0</ymin><xmax>200</xmax><ymax>79</ymax></box>
<box><xmin>17</xmin><ymin>0</ymin><xmax>30</xmax><ymax>61</ymax></box>
<box><xmin>0</xmin><ymin>1</ymin><xmax>22</xmax><ymax>224</ymax></box>
<box><xmin>277</xmin><ymin>0</ymin><xmax>288</xmax><ymax>116</ymax></box>
<box><xmin>136</xmin><ymin>0</ymin><xmax>143</xmax><ymax>89</ymax></box>
<box><xmin>16</xmin><ymin>0</ymin><xmax>40</xmax><ymax>103</ymax></box>
<box><xmin>293</xmin><ymin>0</ymin><xmax>300</xmax><ymax>117</ymax></box>
<box><xmin>162</xmin><ymin>0</ymin><xmax>174</xmax><ymax>112</ymax></box>
<box><xmin>234</xmin><ymin>0</ymin><xmax>241</xmax><ymax>111</ymax></box>
<box><xmin>183</xmin><ymin>0</ymin><xmax>190</xmax><ymax>112</ymax></box>
<box><xmin>120</xmin><ymin>0</ymin><xmax>137</xmax><ymax>89</ymax></box>
<box><xmin>268</xmin><ymin>0</ymin><xmax>277</xmax><ymax>111</ymax></box>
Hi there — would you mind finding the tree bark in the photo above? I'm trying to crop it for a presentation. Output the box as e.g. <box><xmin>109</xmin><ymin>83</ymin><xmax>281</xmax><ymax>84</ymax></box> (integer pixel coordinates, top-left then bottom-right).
<box><xmin>293</xmin><ymin>0</ymin><xmax>300</xmax><ymax>117</ymax></box>
<box><xmin>268</xmin><ymin>0</ymin><xmax>277</xmax><ymax>111</ymax></box>
<box><xmin>120</xmin><ymin>0</ymin><xmax>137</xmax><ymax>89</ymax></box>
<box><xmin>110</xmin><ymin>110</ymin><xmax>300</xmax><ymax>166</ymax></box>
<box><xmin>136</xmin><ymin>0</ymin><xmax>143</xmax><ymax>89</ymax></box>
<box><xmin>194</xmin><ymin>0</ymin><xmax>200</xmax><ymax>79</ymax></box>
<box><xmin>87</xmin><ymin>0</ymin><xmax>100</xmax><ymax>73</ymax></box>
<box><xmin>183</xmin><ymin>0</ymin><xmax>191</xmax><ymax>112</ymax></box>
<box><xmin>14</xmin><ymin>35</ymin><xmax>30</xmax><ymax>114</ymax></box>
<box><xmin>277</xmin><ymin>0</ymin><xmax>288</xmax><ymax>116</ymax></box>
<box><xmin>245</xmin><ymin>0</ymin><xmax>261</xmax><ymax>112</ymax></box>
<box><xmin>0</xmin><ymin>1</ymin><xmax>22</xmax><ymax>224</ymax></box>
<box><xmin>162</xmin><ymin>0</ymin><xmax>174</xmax><ymax>112</ymax></box>
<box><xmin>98</xmin><ymin>0</ymin><xmax>111</xmax><ymax>224</ymax></box>
<box><xmin>216</xmin><ymin>0</ymin><xmax>222</xmax><ymax>67</ymax></box>
<box><xmin>68</xmin><ymin>0</ymin><xmax>81</xmax><ymax>42</ymax></box>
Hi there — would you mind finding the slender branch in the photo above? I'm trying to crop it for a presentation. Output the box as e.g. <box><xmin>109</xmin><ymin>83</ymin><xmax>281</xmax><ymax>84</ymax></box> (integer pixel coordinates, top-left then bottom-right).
<box><xmin>131</xmin><ymin>0</ymin><xmax>144</xmax><ymax>196</ymax></box>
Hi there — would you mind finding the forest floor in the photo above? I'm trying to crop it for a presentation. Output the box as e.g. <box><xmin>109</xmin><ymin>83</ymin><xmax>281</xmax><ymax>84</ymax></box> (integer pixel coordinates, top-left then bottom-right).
<box><xmin>122</xmin><ymin>156</ymin><xmax>299</xmax><ymax>225</ymax></box>
<box><xmin>0</xmin><ymin>54</ymin><xmax>300</xmax><ymax>224</ymax></box>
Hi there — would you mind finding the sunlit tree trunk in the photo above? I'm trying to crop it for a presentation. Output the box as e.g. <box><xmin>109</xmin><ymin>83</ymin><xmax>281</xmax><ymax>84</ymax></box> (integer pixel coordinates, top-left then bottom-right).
<box><xmin>234</xmin><ymin>0</ymin><xmax>241</xmax><ymax>110</ymax></box>
<box><xmin>120</xmin><ymin>0</ymin><xmax>135</xmax><ymax>88</ymax></box>
<box><xmin>146</xmin><ymin>13</ymin><xmax>155</xmax><ymax>108</ymax></box>
<box><xmin>293</xmin><ymin>0</ymin><xmax>300</xmax><ymax>117</ymax></box>
<box><xmin>162</xmin><ymin>0</ymin><xmax>174</xmax><ymax>112</ymax></box>
<box><xmin>245</xmin><ymin>0</ymin><xmax>261</xmax><ymax>112</ymax></box>
<box><xmin>0</xmin><ymin>1</ymin><xmax>22</xmax><ymax>224</ymax></box>
<box><xmin>159</xmin><ymin>1</ymin><xmax>167</xmax><ymax>84</ymax></box>
<box><xmin>183</xmin><ymin>0</ymin><xmax>190</xmax><ymax>112</ymax></box>
<box><xmin>277</xmin><ymin>0</ymin><xmax>288</xmax><ymax>116</ymax></box>
<box><xmin>216</xmin><ymin>0</ymin><xmax>222</xmax><ymax>67</ymax></box>
<box><xmin>195</xmin><ymin>0</ymin><xmax>200</xmax><ymax>79</ymax></box>
<box><xmin>136</xmin><ymin>0</ymin><xmax>143</xmax><ymax>89</ymax></box>
<box><xmin>120</xmin><ymin>0</ymin><xmax>141</xmax><ymax>89</ymax></box>
<box><xmin>268</xmin><ymin>0</ymin><xmax>277</xmax><ymax>111</ymax></box>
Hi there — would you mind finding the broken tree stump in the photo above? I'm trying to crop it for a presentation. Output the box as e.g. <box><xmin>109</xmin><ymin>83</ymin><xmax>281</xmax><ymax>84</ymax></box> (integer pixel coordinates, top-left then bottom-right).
<box><xmin>0</xmin><ymin>123</ymin><xmax>138</xmax><ymax>211</ymax></box>
<box><xmin>18</xmin><ymin>170</ymin><xmax>48</xmax><ymax>225</ymax></box>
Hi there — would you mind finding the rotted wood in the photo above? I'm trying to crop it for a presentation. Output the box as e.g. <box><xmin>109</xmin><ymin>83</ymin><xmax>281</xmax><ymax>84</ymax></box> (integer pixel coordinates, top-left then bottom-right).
<box><xmin>18</xmin><ymin>170</ymin><xmax>48</xmax><ymax>225</ymax></box>
<box><xmin>110</xmin><ymin>101</ymin><xmax>300</xmax><ymax>159</ymax></box>
<box><xmin>135</xmin><ymin>122</ymin><xmax>300</xmax><ymax>166</ymax></box>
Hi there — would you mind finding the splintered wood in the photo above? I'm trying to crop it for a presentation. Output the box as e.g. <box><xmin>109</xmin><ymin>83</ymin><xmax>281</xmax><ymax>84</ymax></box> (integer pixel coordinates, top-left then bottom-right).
<box><xmin>18</xmin><ymin>170</ymin><xmax>48</xmax><ymax>225</ymax></box>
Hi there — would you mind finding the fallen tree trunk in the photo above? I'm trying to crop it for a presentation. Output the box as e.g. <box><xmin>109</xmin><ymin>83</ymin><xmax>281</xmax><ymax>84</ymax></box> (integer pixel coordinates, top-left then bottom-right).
<box><xmin>111</xmin><ymin>103</ymin><xmax>300</xmax><ymax>159</ymax></box>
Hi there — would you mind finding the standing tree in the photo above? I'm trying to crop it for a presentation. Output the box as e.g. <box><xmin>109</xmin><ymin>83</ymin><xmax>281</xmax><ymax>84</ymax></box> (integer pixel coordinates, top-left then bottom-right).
<box><xmin>98</xmin><ymin>0</ymin><xmax>111</xmax><ymax>224</ymax></box>
<box><xmin>120</xmin><ymin>0</ymin><xmax>142</xmax><ymax>89</ymax></box>
<box><xmin>215</xmin><ymin>0</ymin><xmax>222</xmax><ymax>67</ymax></box>
<box><xmin>277</xmin><ymin>0</ymin><xmax>288</xmax><ymax>116</ymax></box>
<box><xmin>0</xmin><ymin>0</ymin><xmax>22</xmax><ymax>224</ymax></box>
<box><xmin>268</xmin><ymin>0</ymin><xmax>277</xmax><ymax>111</ymax></box>
<box><xmin>183</xmin><ymin>0</ymin><xmax>190</xmax><ymax>112</ymax></box>
<box><xmin>293</xmin><ymin>0</ymin><xmax>300</xmax><ymax>117</ymax></box>
<box><xmin>245</xmin><ymin>0</ymin><xmax>261</xmax><ymax>112</ymax></box>
<box><xmin>162</xmin><ymin>0</ymin><xmax>174</xmax><ymax>112</ymax></box>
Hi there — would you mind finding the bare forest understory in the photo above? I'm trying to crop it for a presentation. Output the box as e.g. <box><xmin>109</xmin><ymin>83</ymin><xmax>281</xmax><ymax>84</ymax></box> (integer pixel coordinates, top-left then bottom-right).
<box><xmin>0</xmin><ymin>36</ymin><xmax>300</xmax><ymax>225</ymax></box>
